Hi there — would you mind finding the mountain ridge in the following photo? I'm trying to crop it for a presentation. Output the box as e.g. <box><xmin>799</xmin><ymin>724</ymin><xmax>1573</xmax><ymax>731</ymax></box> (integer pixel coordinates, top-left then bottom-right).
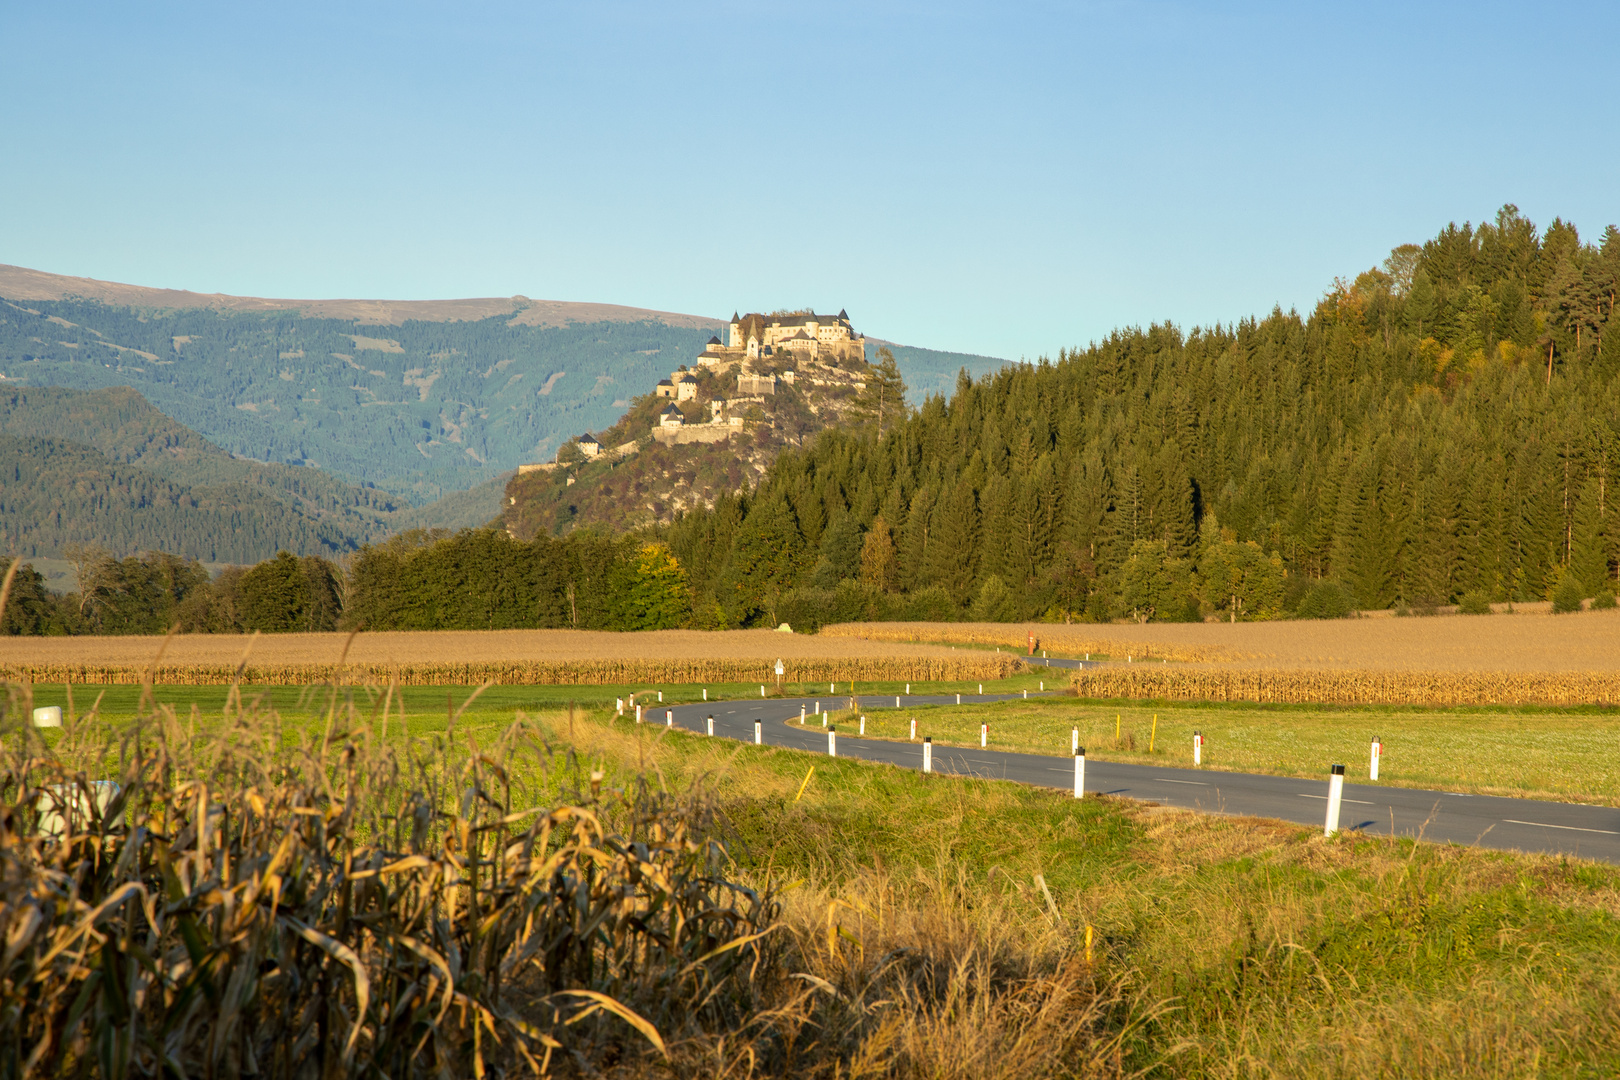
<box><xmin>0</xmin><ymin>263</ymin><xmax>724</xmax><ymax>329</ymax></box>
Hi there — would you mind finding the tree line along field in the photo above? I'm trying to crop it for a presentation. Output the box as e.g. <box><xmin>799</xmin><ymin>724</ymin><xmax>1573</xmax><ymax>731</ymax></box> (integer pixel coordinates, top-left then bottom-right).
<box><xmin>14</xmin><ymin>681</ymin><xmax>1620</xmax><ymax>1078</ymax></box>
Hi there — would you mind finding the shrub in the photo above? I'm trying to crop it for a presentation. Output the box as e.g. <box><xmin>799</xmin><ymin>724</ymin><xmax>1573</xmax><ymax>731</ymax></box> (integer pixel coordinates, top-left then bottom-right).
<box><xmin>1295</xmin><ymin>581</ymin><xmax>1356</xmax><ymax>619</ymax></box>
<box><xmin>1552</xmin><ymin>574</ymin><xmax>1586</xmax><ymax>613</ymax></box>
<box><xmin>1456</xmin><ymin>589</ymin><xmax>1493</xmax><ymax>615</ymax></box>
<box><xmin>1595</xmin><ymin>591</ymin><xmax>1618</xmax><ymax>610</ymax></box>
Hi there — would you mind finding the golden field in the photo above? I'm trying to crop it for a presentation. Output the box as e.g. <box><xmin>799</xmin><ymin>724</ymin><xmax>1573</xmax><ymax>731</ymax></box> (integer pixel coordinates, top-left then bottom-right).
<box><xmin>828</xmin><ymin>609</ymin><xmax>1620</xmax><ymax>671</ymax></box>
<box><xmin>830</xmin><ymin>610</ymin><xmax>1620</xmax><ymax>705</ymax></box>
<box><xmin>1068</xmin><ymin>666</ymin><xmax>1620</xmax><ymax>706</ymax></box>
<box><xmin>0</xmin><ymin>628</ymin><xmax>1022</xmax><ymax>686</ymax></box>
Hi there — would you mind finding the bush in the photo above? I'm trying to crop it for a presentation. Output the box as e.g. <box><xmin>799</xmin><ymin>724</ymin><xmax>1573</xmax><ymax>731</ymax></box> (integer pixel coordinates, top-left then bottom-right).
<box><xmin>1595</xmin><ymin>591</ymin><xmax>1618</xmax><ymax>610</ymax></box>
<box><xmin>1295</xmin><ymin>581</ymin><xmax>1356</xmax><ymax>620</ymax></box>
<box><xmin>904</xmin><ymin>586</ymin><xmax>958</xmax><ymax>622</ymax></box>
<box><xmin>1456</xmin><ymin>589</ymin><xmax>1493</xmax><ymax>615</ymax></box>
<box><xmin>1552</xmin><ymin>574</ymin><xmax>1586</xmax><ymax>614</ymax></box>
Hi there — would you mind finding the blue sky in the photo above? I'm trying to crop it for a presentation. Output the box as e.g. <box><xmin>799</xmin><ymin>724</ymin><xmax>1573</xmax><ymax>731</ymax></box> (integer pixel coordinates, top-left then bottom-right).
<box><xmin>3</xmin><ymin>1</ymin><xmax>1616</xmax><ymax>360</ymax></box>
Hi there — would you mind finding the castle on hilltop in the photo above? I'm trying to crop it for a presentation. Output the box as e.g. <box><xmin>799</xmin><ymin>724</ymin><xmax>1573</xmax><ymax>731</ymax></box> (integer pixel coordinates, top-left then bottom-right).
<box><xmin>520</xmin><ymin>307</ymin><xmax>866</xmax><ymax>472</ymax></box>
<box><xmin>695</xmin><ymin>310</ymin><xmax>866</xmax><ymax>366</ymax></box>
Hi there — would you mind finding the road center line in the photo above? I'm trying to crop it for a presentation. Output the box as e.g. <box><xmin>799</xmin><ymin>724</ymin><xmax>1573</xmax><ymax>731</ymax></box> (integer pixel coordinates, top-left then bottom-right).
<box><xmin>1155</xmin><ymin>779</ymin><xmax>1208</xmax><ymax>785</ymax></box>
<box><xmin>1297</xmin><ymin>794</ymin><xmax>1375</xmax><ymax>805</ymax></box>
<box><xmin>1502</xmin><ymin>819</ymin><xmax>1620</xmax><ymax>835</ymax></box>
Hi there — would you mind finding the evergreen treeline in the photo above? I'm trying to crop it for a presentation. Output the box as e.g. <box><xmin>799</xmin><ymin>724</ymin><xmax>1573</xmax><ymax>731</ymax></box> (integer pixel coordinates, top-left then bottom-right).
<box><xmin>8</xmin><ymin>206</ymin><xmax>1619</xmax><ymax>634</ymax></box>
<box><xmin>1</xmin><ymin>531</ymin><xmax>694</xmax><ymax>635</ymax></box>
<box><xmin>655</xmin><ymin>205</ymin><xmax>1620</xmax><ymax>626</ymax></box>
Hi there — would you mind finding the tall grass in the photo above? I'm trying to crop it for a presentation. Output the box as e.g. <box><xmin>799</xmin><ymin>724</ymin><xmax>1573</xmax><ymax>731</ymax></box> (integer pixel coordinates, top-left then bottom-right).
<box><xmin>0</xmin><ymin>677</ymin><xmax>797</xmax><ymax>1077</ymax></box>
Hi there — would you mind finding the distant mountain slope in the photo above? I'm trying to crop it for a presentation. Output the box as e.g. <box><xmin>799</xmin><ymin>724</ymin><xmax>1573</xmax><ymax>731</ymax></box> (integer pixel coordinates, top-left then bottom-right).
<box><xmin>0</xmin><ymin>386</ymin><xmax>502</xmax><ymax>562</ymax></box>
<box><xmin>0</xmin><ymin>263</ymin><xmax>719</xmax><ymax>329</ymax></box>
<box><xmin>0</xmin><ymin>434</ymin><xmax>359</xmax><ymax>562</ymax></box>
<box><xmin>867</xmin><ymin>341</ymin><xmax>1009</xmax><ymax>401</ymax></box>
<box><xmin>0</xmin><ymin>296</ymin><xmax>721</xmax><ymax>502</ymax></box>
<box><xmin>0</xmin><ymin>266</ymin><xmax>1006</xmax><ymax>503</ymax></box>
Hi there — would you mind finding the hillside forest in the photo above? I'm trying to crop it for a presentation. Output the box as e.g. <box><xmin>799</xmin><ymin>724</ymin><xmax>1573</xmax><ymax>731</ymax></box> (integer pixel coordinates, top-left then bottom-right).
<box><xmin>6</xmin><ymin>205</ymin><xmax>1620</xmax><ymax>635</ymax></box>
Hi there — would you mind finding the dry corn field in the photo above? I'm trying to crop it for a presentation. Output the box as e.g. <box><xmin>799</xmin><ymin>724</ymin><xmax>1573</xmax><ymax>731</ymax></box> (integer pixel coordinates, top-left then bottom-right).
<box><xmin>1069</xmin><ymin>667</ymin><xmax>1620</xmax><ymax>707</ymax></box>
<box><xmin>831</xmin><ymin>610</ymin><xmax>1620</xmax><ymax>672</ymax></box>
<box><xmin>0</xmin><ymin>628</ymin><xmax>1022</xmax><ymax>686</ymax></box>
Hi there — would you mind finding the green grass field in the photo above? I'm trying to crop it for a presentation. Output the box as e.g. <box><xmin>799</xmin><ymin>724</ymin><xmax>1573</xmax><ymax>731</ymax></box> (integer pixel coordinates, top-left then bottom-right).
<box><xmin>791</xmin><ymin>695</ymin><xmax>1620</xmax><ymax>807</ymax></box>
<box><xmin>20</xmin><ymin>670</ymin><xmax>1052</xmax><ymax>727</ymax></box>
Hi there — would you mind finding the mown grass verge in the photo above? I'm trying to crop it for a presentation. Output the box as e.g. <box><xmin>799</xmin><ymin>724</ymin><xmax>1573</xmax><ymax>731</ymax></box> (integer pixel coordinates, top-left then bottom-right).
<box><xmin>792</xmin><ymin>696</ymin><xmax>1620</xmax><ymax>807</ymax></box>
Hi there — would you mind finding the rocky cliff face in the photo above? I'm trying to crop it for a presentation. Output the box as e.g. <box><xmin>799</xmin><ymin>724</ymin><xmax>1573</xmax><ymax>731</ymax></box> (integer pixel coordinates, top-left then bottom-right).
<box><xmin>501</xmin><ymin>352</ymin><xmax>869</xmax><ymax>538</ymax></box>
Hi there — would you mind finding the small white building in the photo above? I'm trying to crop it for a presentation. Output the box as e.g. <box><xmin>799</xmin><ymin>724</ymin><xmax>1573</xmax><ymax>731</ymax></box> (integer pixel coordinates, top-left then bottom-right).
<box><xmin>674</xmin><ymin>373</ymin><xmax>698</xmax><ymax>401</ymax></box>
<box><xmin>658</xmin><ymin>403</ymin><xmax>685</xmax><ymax>428</ymax></box>
<box><xmin>577</xmin><ymin>433</ymin><xmax>601</xmax><ymax>459</ymax></box>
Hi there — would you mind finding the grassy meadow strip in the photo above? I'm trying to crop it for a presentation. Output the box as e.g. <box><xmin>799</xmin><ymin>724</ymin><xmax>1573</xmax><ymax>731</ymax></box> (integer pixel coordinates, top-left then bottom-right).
<box><xmin>794</xmin><ymin>697</ymin><xmax>1620</xmax><ymax>806</ymax></box>
<box><xmin>20</xmin><ymin>671</ymin><xmax>1053</xmax><ymax>728</ymax></box>
<box><xmin>1070</xmin><ymin>665</ymin><xmax>1620</xmax><ymax>706</ymax></box>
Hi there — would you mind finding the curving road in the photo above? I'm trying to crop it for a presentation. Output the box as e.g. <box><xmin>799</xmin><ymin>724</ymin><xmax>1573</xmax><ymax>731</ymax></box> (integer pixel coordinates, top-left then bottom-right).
<box><xmin>635</xmin><ymin>691</ymin><xmax>1620</xmax><ymax>864</ymax></box>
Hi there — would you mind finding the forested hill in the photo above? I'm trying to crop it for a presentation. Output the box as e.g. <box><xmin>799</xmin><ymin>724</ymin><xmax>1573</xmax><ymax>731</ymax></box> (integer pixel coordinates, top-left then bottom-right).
<box><xmin>0</xmin><ymin>386</ymin><xmax>504</xmax><ymax>562</ymax></box>
<box><xmin>0</xmin><ymin>270</ymin><xmax>1005</xmax><ymax>503</ymax></box>
<box><xmin>655</xmin><ymin>206</ymin><xmax>1620</xmax><ymax>625</ymax></box>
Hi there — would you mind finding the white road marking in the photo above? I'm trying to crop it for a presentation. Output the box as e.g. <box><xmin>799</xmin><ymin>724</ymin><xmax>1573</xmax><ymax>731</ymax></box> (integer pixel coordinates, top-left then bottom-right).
<box><xmin>1502</xmin><ymin>819</ymin><xmax>1620</xmax><ymax>835</ymax></box>
<box><xmin>1297</xmin><ymin>794</ymin><xmax>1375</xmax><ymax>805</ymax></box>
<box><xmin>1155</xmin><ymin>779</ymin><xmax>1208</xmax><ymax>786</ymax></box>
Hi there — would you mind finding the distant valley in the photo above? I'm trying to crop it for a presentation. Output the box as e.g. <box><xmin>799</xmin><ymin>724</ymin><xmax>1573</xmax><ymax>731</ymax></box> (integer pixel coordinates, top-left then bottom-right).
<box><xmin>0</xmin><ymin>265</ymin><xmax>1006</xmax><ymax>510</ymax></box>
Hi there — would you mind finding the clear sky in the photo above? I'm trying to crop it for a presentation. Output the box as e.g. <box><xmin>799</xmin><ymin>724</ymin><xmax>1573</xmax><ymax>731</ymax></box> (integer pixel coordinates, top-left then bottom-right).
<box><xmin>3</xmin><ymin>1</ymin><xmax>1616</xmax><ymax>360</ymax></box>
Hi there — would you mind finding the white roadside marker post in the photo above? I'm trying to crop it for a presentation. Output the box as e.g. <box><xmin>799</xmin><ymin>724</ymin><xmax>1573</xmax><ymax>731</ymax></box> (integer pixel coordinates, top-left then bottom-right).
<box><xmin>830</xmin><ymin>683</ymin><xmax>834</xmax><ymax>694</ymax></box>
<box><xmin>1194</xmin><ymin>730</ymin><xmax>1202</xmax><ymax>766</ymax></box>
<box><xmin>616</xmin><ymin>697</ymin><xmax>623</xmax><ymax>716</ymax></box>
<box><xmin>860</xmin><ymin>715</ymin><xmax>866</xmax><ymax>735</ymax></box>
<box><xmin>800</xmin><ymin>705</ymin><xmax>807</xmax><ymax>723</ymax></box>
<box><xmin>923</xmin><ymin>737</ymin><xmax>932</xmax><ymax>774</ymax></box>
<box><xmin>829</xmin><ymin>725</ymin><xmax>837</xmax><ymax>757</ymax></box>
<box><xmin>635</xmin><ymin>704</ymin><xmax>643</xmax><ymax>724</ymax></box>
<box><xmin>665</xmin><ymin>710</ymin><xmax>672</xmax><ymax>727</ymax></box>
<box><xmin>906</xmin><ymin>683</ymin><xmax>911</xmax><ymax>694</ymax></box>
<box><xmin>822</xmin><ymin>711</ymin><xmax>828</xmax><ymax>729</ymax></box>
<box><xmin>1071</xmin><ymin>728</ymin><xmax>1079</xmax><ymax>754</ymax></box>
<box><xmin>956</xmin><ymin>694</ymin><xmax>962</xmax><ymax>705</ymax></box>
<box><xmin>815</xmin><ymin>701</ymin><xmax>820</xmax><ymax>715</ymax></box>
<box><xmin>979</xmin><ymin>683</ymin><xmax>983</xmax><ymax>695</ymax></box>
<box><xmin>1325</xmin><ymin>764</ymin><xmax>1346</xmax><ymax>836</ymax></box>
<box><xmin>1023</xmin><ymin>689</ymin><xmax>1028</xmax><ymax>698</ymax></box>
<box><xmin>761</xmin><ymin>685</ymin><xmax>766</xmax><ymax>698</ymax></box>
<box><xmin>658</xmin><ymin>691</ymin><xmax>663</xmax><ymax>702</ymax></box>
<box><xmin>910</xmin><ymin>718</ymin><xmax>917</xmax><ymax>741</ymax></box>
<box><xmin>1040</xmin><ymin>681</ymin><xmax>1044</xmax><ymax>691</ymax></box>
<box><xmin>706</xmin><ymin>715</ymin><xmax>714</xmax><ymax>736</ymax></box>
<box><xmin>1074</xmin><ymin>748</ymin><xmax>1086</xmax><ymax>799</ymax></box>
<box><xmin>981</xmin><ymin>723</ymin><xmax>988</xmax><ymax>748</ymax></box>
<box><xmin>754</xmin><ymin>719</ymin><xmax>762</xmax><ymax>745</ymax></box>
<box><xmin>703</xmin><ymin>688</ymin><xmax>707</xmax><ymax>701</ymax></box>
<box><xmin>1370</xmin><ymin>736</ymin><xmax>1382</xmax><ymax>780</ymax></box>
<box><xmin>896</xmin><ymin>696</ymin><xmax>901</xmax><ymax>707</ymax></box>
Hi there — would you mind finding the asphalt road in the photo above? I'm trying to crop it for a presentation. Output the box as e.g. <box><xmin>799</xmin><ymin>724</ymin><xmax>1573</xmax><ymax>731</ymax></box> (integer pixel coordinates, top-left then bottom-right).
<box><xmin>633</xmin><ymin>691</ymin><xmax>1620</xmax><ymax>864</ymax></box>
